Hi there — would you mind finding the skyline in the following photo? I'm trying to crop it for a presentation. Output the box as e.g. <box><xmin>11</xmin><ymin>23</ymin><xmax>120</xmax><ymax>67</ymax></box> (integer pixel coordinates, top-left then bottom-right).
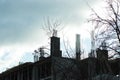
<box><xmin>0</xmin><ymin>0</ymin><xmax>102</xmax><ymax>72</ymax></box>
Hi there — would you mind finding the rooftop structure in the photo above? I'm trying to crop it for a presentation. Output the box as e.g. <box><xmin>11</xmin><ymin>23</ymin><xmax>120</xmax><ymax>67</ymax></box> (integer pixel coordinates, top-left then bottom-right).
<box><xmin>0</xmin><ymin>36</ymin><xmax>120</xmax><ymax>80</ymax></box>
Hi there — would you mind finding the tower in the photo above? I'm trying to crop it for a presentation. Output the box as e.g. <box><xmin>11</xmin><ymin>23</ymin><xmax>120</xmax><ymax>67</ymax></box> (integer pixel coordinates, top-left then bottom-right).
<box><xmin>50</xmin><ymin>36</ymin><xmax>62</xmax><ymax>57</ymax></box>
<box><xmin>89</xmin><ymin>30</ymin><xmax>95</xmax><ymax>57</ymax></box>
<box><xmin>76</xmin><ymin>34</ymin><xmax>81</xmax><ymax>60</ymax></box>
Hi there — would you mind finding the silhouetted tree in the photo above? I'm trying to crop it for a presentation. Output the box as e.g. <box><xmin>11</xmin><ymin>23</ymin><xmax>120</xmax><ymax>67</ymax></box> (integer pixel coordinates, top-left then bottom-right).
<box><xmin>89</xmin><ymin>0</ymin><xmax>120</xmax><ymax>58</ymax></box>
<box><xmin>42</xmin><ymin>17</ymin><xmax>64</xmax><ymax>37</ymax></box>
<box><xmin>42</xmin><ymin>17</ymin><xmax>78</xmax><ymax>58</ymax></box>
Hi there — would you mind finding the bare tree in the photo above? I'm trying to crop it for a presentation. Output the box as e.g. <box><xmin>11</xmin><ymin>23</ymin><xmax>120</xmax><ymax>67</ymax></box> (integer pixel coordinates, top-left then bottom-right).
<box><xmin>89</xmin><ymin>0</ymin><xmax>120</xmax><ymax>58</ymax></box>
<box><xmin>42</xmin><ymin>17</ymin><xmax>78</xmax><ymax>58</ymax></box>
<box><xmin>42</xmin><ymin>17</ymin><xmax>64</xmax><ymax>37</ymax></box>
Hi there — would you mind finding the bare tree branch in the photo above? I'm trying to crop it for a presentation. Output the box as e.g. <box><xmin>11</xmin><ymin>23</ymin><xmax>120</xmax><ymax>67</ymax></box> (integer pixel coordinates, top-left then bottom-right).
<box><xmin>89</xmin><ymin>0</ymin><xmax>120</xmax><ymax>58</ymax></box>
<box><xmin>42</xmin><ymin>17</ymin><xmax>64</xmax><ymax>37</ymax></box>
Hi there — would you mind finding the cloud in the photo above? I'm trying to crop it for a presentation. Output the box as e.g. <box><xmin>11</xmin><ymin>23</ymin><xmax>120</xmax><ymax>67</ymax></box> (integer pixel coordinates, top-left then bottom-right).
<box><xmin>0</xmin><ymin>0</ymin><xmax>100</xmax><ymax>45</ymax></box>
<box><xmin>0</xmin><ymin>44</ymin><xmax>39</xmax><ymax>72</ymax></box>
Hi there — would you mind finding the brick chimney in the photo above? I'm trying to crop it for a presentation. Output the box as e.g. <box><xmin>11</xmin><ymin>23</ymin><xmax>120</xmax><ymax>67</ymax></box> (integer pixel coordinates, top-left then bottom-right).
<box><xmin>96</xmin><ymin>48</ymin><xmax>108</xmax><ymax>61</ymax></box>
<box><xmin>50</xmin><ymin>36</ymin><xmax>62</xmax><ymax>57</ymax></box>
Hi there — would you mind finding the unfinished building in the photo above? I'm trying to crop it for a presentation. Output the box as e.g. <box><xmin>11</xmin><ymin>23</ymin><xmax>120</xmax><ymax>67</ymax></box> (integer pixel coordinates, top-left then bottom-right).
<box><xmin>0</xmin><ymin>36</ymin><xmax>120</xmax><ymax>80</ymax></box>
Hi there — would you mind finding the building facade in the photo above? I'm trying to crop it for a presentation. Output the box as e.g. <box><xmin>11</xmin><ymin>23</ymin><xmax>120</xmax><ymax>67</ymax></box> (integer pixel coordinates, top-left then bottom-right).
<box><xmin>0</xmin><ymin>36</ymin><xmax>120</xmax><ymax>80</ymax></box>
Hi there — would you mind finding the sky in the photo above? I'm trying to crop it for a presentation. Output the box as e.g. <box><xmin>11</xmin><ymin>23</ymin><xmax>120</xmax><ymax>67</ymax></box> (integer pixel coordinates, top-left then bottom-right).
<box><xmin>0</xmin><ymin>0</ymin><xmax>102</xmax><ymax>72</ymax></box>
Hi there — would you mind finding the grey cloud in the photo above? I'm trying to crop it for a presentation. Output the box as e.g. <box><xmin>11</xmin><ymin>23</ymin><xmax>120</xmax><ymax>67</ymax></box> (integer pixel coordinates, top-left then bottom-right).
<box><xmin>0</xmin><ymin>0</ymin><xmax>99</xmax><ymax>45</ymax></box>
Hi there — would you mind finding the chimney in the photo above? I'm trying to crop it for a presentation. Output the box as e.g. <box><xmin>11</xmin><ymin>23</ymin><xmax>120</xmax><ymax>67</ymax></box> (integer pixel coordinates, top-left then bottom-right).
<box><xmin>76</xmin><ymin>34</ymin><xmax>81</xmax><ymax>60</ymax></box>
<box><xmin>96</xmin><ymin>41</ymin><xmax>108</xmax><ymax>60</ymax></box>
<box><xmin>50</xmin><ymin>36</ymin><xmax>62</xmax><ymax>57</ymax></box>
<box><xmin>96</xmin><ymin>48</ymin><xmax>108</xmax><ymax>61</ymax></box>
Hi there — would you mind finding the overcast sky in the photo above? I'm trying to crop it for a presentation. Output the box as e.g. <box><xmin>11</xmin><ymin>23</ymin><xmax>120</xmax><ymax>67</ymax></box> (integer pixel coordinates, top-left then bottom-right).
<box><xmin>0</xmin><ymin>0</ymin><xmax>102</xmax><ymax>72</ymax></box>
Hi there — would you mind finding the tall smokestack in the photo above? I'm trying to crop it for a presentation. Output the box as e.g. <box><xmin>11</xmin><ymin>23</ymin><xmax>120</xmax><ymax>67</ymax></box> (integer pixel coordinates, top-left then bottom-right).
<box><xmin>50</xmin><ymin>36</ymin><xmax>62</xmax><ymax>57</ymax></box>
<box><xmin>76</xmin><ymin>34</ymin><xmax>81</xmax><ymax>60</ymax></box>
<box><xmin>89</xmin><ymin>30</ymin><xmax>95</xmax><ymax>57</ymax></box>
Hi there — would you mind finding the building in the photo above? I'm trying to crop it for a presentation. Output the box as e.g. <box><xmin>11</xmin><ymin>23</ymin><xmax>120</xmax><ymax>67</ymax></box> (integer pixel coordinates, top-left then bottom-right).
<box><xmin>0</xmin><ymin>36</ymin><xmax>120</xmax><ymax>80</ymax></box>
